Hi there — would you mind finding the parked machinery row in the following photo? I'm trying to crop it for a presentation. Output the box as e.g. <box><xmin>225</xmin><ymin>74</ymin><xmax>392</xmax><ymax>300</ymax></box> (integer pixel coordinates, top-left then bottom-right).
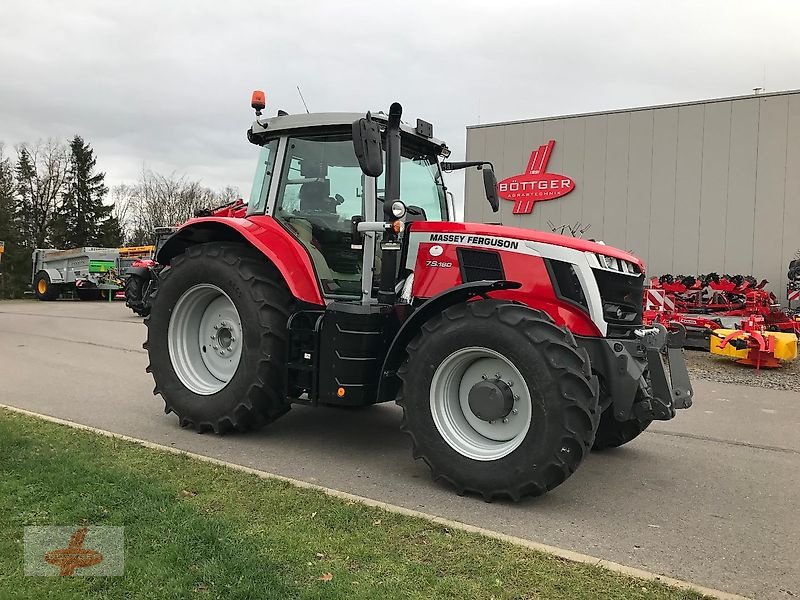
<box><xmin>645</xmin><ymin>268</ymin><xmax>799</xmax><ymax>368</ymax></box>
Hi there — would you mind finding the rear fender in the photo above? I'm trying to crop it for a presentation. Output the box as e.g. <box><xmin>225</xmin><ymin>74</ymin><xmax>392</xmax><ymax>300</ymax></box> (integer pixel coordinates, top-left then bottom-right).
<box><xmin>37</xmin><ymin>268</ymin><xmax>64</xmax><ymax>284</ymax></box>
<box><xmin>157</xmin><ymin>216</ymin><xmax>324</xmax><ymax>305</ymax></box>
<box><xmin>377</xmin><ymin>280</ymin><xmax>521</xmax><ymax>402</ymax></box>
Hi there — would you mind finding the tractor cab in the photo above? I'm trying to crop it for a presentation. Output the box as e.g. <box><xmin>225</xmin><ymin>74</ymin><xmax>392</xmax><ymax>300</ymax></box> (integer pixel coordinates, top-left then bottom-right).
<box><xmin>246</xmin><ymin>109</ymin><xmax>458</xmax><ymax>301</ymax></box>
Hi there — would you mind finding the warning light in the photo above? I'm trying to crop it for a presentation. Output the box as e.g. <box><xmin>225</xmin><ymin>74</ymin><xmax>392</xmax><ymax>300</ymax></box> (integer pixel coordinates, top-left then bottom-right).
<box><xmin>251</xmin><ymin>90</ymin><xmax>266</xmax><ymax>116</ymax></box>
<box><xmin>337</xmin><ymin>387</ymin><xmax>346</xmax><ymax>398</ymax></box>
<box><xmin>392</xmin><ymin>220</ymin><xmax>404</xmax><ymax>233</ymax></box>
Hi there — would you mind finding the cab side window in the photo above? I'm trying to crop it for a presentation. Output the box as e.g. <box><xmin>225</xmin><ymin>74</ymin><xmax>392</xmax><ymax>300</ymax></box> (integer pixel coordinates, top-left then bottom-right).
<box><xmin>248</xmin><ymin>139</ymin><xmax>279</xmax><ymax>215</ymax></box>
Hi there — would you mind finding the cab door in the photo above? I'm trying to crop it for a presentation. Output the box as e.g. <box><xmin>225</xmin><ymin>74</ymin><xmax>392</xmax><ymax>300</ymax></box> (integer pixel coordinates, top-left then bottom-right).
<box><xmin>270</xmin><ymin>133</ymin><xmax>372</xmax><ymax>299</ymax></box>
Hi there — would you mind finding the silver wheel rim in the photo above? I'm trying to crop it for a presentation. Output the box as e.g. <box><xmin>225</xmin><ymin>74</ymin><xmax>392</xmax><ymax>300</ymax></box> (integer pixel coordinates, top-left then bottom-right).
<box><xmin>430</xmin><ymin>347</ymin><xmax>532</xmax><ymax>461</ymax></box>
<box><xmin>167</xmin><ymin>284</ymin><xmax>243</xmax><ymax>395</ymax></box>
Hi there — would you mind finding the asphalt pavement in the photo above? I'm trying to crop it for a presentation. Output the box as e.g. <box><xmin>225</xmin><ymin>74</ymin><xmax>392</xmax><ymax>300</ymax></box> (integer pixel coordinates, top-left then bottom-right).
<box><xmin>1</xmin><ymin>300</ymin><xmax>798</xmax><ymax>599</ymax></box>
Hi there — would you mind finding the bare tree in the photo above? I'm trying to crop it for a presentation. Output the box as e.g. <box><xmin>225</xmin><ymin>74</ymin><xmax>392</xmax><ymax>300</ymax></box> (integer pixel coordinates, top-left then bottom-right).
<box><xmin>113</xmin><ymin>169</ymin><xmax>239</xmax><ymax>245</ymax></box>
<box><xmin>14</xmin><ymin>140</ymin><xmax>69</xmax><ymax>248</ymax></box>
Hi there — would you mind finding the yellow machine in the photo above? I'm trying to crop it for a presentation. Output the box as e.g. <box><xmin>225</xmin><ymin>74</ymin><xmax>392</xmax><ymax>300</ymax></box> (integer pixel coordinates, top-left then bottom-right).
<box><xmin>118</xmin><ymin>246</ymin><xmax>155</xmax><ymax>258</ymax></box>
<box><xmin>710</xmin><ymin>327</ymin><xmax>798</xmax><ymax>368</ymax></box>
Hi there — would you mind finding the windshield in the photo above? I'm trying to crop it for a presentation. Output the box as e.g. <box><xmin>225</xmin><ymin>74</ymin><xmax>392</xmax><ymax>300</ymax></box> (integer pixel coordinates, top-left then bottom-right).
<box><xmin>377</xmin><ymin>152</ymin><xmax>448</xmax><ymax>220</ymax></box>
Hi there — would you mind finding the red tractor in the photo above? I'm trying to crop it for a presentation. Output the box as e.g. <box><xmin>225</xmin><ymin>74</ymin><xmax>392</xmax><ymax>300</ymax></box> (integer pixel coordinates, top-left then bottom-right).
<box><xmin>144</xmin><ymin>95</ymin><xmax>693</xmax><ymax>500</ymax></box>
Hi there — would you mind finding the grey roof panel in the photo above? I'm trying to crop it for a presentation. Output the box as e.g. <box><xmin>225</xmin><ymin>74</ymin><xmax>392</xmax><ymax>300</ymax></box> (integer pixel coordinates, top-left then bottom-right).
<box><xmin>467</xmin><ymin>89</ymin><xmax>800</xmax><ymax>130</ymax></box>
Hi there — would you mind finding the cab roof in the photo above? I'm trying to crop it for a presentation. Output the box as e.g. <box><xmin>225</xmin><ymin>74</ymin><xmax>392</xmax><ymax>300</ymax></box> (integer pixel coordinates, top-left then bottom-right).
<box><xmin>248</xmin><ymin>111</ymin><xmax>449</xmax><ymax>155</ymax></box>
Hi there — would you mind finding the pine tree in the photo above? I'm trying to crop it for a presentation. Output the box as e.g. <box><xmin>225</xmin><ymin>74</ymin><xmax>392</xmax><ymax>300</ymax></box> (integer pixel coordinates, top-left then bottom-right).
<box><xmin>54</xmin><ymin>136</ymin><xmax>110</xmax><ymax>248</ymax></box>
<box><xmin>95</xmin><ymin>215</ymin><xmax>123</xmax><ymax>247</ymax></box>
<box><xmin>14</xmin><ymin>146</ymin><xmax>38</xmax><ymax>248</ymax></box>
<box><xmin>0</xmin><ymin>147</ymin><xmax>15</xmax><ymax>296</ymax></box>
<box><xmin>0</xmin><ymin>145</ymin><xmax>31</xmax><ymax>297</ymax></box>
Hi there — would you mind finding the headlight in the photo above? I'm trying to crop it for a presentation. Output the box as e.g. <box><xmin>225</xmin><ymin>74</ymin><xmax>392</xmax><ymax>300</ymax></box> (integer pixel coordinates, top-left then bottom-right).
<box><xmin>391</xmin><ymin>201</ymin><xmax>407</xmax><ymax>218</ymax></box>
<box><xmin>593</xmin><ymin>253</ymin><xmax>639</xmax><ymax>275</ymax></box>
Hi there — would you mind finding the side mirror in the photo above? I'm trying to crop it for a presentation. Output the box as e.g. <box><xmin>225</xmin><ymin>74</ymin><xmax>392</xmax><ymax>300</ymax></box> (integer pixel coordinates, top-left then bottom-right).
<box><xmin>482</xmin><ymin>168</ymin><xmax>499</xmax><ymax>213</ymax></box>
<box><xmin>352</xmin><ymin>116</ymin><xmax>383</xmax><ymax>178</ymax></box>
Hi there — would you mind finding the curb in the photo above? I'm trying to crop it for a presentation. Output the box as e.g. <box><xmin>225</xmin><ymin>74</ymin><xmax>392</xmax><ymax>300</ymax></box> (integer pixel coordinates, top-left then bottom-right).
<box><xmin>1</xmin><ymin>403</ymin><xmax>750</xmax><ymax>600</ymax></box>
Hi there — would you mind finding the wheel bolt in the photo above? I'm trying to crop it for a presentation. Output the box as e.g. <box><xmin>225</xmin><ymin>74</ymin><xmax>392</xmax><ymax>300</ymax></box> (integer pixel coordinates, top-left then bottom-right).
<box><xmin>214</xmin><ymin>324</ymin><xmax>219</xmax><ymax>330</ymax></box>
<box><xmin>495</xmin><ymin>372</ymin><xmax>501</xmax><ymax>379</ymax></box>
<box><xmin>488</xmin><ymin>420</ymin><xmax>495</xmax><ymax>424</ymax></box>
<box><xmin>514</xmin><ymin>394</ymin><xmax>519</xmax><ymax>401</ymax></box>
<box><xmin>481</xmin><ymin>374</ymin><xmax>487</xmax><ymax>380</ymax></box>
<box><xmin>212</xmin><ymin>345</ymin><xmax>218</xmax><ymax>349</ymax></box>
<box><xmin>507</xmin><ymin>380</ymin><xmax>513</xmax><ymax>387</ymax></box>
<box><xmin>512</xmin><ymin>408</ymin><xmax>518</xmax><ymax>415</ymax></box>
<box><xmin>502</xmin><ymin>418</ymin><xmax>509</xmax><ymax>423</ymax></box>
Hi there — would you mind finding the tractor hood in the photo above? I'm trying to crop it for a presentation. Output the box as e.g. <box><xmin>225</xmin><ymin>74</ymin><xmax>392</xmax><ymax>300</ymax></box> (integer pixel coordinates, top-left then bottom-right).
<box><xmin>409</xmin><ymin>221</ymin><xmax>645</xmax><ymax>272</ymax></box>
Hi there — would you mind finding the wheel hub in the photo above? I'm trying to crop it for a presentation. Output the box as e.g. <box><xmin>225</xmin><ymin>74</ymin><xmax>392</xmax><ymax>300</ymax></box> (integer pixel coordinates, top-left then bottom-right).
<box><xmin>210</xmin><ymin>321</ymin><xmax>237</xmax><ymax>357</ymax></box>
<box><xmin>468</xmin><ymin>378</ymin><xmax>514</xmax><ymax>422</ymax></box>
<box><xmin>429</xmin><ymin>347</ymin><xmax>533</xmax><ymax>461</ymax></box>
<box><xmin>167</xmin><ymin>284</ymin><xmax>243</xmax><ymax>395</ymax></box>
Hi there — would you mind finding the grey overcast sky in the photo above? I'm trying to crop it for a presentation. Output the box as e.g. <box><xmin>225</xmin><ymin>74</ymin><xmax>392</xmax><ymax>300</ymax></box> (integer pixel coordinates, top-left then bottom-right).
<box><xmin>2</xmin><ymin>0</ymin><xmax>798</xmax><ymax>203</ymax></box>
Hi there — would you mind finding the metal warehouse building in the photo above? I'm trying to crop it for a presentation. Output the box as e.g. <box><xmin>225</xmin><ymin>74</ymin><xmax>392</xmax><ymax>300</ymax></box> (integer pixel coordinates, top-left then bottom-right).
<box><xmin>464</xmin><ymin>89</ymin><xmax>800</xmax><ymax>303</ymax></box>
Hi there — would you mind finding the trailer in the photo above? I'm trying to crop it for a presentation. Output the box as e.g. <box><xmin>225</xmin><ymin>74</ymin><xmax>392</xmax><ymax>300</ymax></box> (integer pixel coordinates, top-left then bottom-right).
<box><xmin>32</xmin><ymin>247</ymin><xmax>122</xmax><ymax>301</ymax></box>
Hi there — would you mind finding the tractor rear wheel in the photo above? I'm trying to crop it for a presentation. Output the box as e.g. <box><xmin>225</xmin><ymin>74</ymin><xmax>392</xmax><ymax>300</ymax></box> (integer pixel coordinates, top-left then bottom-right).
<box><xmin>144</xmin><ymin>242</ymin><xmax>292</xmax><ymax>433</ymax></box>
<box><xmin>34</xmin><ymin>271</ymin><xmax>60</xmax><ymax>301</ymax></box>
<box><xmin>398</xmin><ymin>300</ymin><xmax>600</xmax><ymax>501</ymax></box>
<box><xmin>592</xmin><ymin>409</ymin><xmax>652</xmax><ymax>450</ymax></box>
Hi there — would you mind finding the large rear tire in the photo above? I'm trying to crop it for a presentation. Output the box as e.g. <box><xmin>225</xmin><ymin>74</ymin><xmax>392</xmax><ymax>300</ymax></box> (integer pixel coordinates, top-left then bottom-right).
<box><xmin>144</xmin><ymin>242</ymin><xmax>292</xmax><ymax>433</ymax></box>
<box><xmin>34</xmin><ymin>272</ymin><xmax>60</xmax><ymax>301</ymax></box>
<box><xmin>398</xmin><ymin>300</ymin><xmax>600</xmax><ymax>501</ymax></box>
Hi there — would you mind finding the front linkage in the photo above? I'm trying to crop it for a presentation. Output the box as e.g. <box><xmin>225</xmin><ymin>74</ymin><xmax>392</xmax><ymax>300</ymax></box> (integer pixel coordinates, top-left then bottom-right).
<box><xmin>579</xmin><ymin>323</ymin><xmax>694</xmax><ymax>424</ymax></box>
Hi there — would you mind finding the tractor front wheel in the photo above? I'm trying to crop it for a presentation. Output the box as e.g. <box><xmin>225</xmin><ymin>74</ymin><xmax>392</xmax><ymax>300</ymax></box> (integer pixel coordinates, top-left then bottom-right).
<box><xmin>592</xmin><ymin>409</ymin><xmax>652</xmax><ymax>450</ymax></box>
<box><xmin>398</xmin><ymin>300</ymin><xmax>600</xmax><ymax>501</ymax></box>
<box><xmin>125</xmin><ymin>275</ymin><xmax>149</xmax><ymax>316</ymax></box>
<box><xmin>145</xmin><ymin>242</ymin><xmax>292</xmax><ymax>433</ymax></box>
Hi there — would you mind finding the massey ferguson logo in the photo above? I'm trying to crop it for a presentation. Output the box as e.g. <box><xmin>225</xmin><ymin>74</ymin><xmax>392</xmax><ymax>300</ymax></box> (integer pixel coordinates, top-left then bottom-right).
<box><xmin>497</xmin><ymin>140</ymin><xmax>575</xmax><ymax>214</ymax></box>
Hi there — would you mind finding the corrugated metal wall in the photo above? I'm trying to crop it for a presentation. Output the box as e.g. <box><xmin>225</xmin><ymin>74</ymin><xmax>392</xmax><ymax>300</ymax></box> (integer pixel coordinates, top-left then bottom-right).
<box><xmin>464</xmin><ymin>91</ymin><xmax>800</xmax><ymax>303</ymax></box>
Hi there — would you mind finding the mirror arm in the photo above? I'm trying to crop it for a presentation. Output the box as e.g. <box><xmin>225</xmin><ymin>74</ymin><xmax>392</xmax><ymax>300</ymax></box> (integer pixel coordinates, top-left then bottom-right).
<box><xmin>441</xmin><ymin>160</ymin><xmax>494</xmax><ymax>172</ymax></box>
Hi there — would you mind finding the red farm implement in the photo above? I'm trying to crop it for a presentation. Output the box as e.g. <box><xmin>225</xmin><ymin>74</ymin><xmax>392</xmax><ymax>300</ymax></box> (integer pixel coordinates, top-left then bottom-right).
<box><xmin>645</xmin><ymin>272</ymin><xmax>800</xmax><ymax>366</ymax></box>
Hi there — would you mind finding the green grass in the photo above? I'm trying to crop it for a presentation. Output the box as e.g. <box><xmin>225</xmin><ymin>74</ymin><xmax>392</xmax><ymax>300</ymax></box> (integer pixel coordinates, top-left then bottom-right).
<box><xmin>0</xmin><ymin>410</ymin><xmax>705</xmax><ymax>600</ymax></box>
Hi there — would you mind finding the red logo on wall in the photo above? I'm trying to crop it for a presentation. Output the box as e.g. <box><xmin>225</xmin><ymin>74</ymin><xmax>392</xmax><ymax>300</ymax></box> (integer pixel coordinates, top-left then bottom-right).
<box><xmin>497</xmin><ymin>140</ymin><xmax>575</xmax><ymax>214</ymax></box>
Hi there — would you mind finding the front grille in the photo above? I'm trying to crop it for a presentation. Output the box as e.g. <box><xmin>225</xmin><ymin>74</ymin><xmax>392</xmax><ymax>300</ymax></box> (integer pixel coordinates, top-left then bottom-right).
<box><xmin>457</xmin><ymin>248</ymin><xmax>504</xmax><ymax>282</ymax></box>
<box><xmin>593</xmin><ymin>268</ymin><xmax>644</xmax><ymax>337</ymax></box>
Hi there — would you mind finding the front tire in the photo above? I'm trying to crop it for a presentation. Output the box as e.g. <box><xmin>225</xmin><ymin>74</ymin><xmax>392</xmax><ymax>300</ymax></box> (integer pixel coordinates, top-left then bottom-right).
<box><xmin>145</xmin><ymin>243</ymin><xmax>292</xmax><ymax>433</ymax></box>
<box><xmin>592</xmin><ymin>409</ymin><xmax>652</xmax><ymax>450</ymax></box>
<box><xmin>125</xmin><ymin>275</ymin><xmax>149</xmax><ymax>316</ymax></box>
<box><xmin>398</xmin><ymin>300</ymin><xmax>600</xmax><ymax>501</ymax></box>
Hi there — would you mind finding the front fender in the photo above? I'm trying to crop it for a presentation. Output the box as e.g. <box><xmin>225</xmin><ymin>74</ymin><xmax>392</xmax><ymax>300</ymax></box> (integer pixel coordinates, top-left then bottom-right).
<box><xmin>377</xmin><ymin>280</ymin><xmax>521</xmax><ymax>402</ymax></box>
<box><xmin>157</xmin><ymin>216</ymin><xmax>324</xmax><ymax>305</ymax></box>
